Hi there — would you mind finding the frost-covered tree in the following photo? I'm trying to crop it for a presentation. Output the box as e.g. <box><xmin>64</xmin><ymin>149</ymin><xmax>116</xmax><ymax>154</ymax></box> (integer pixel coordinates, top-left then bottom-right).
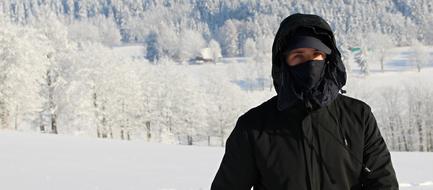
<box><xmin>219</xmin><ymin>19</ymin><xmax>239</xmax><ymax>57</ymax></box>
<box><xmin>354</xmin><ymin>44</ymin><xmax>369</xmax><ymax>75</ymax></box>
<box><xmin>145</xmin><ymin>31</ymin><xmax>160</xmax><ymax>62</ymax></box>
<box><xmin>243</xmin><ymin>38</ymin><xmax>257</xmax><ymax>57</ymax></box>
<box><xmin>337</xmin><ymin>39</ymin><xmax>352</xmax><ymax>73</ymax></box>
<box><xmin>170</xmin><ymin>69</ymin><xmax>208</xmax><ymax>145</ymax></box>
<box><xmin>411</xmin><ymin>40</ymin><xmax>428</xmax><ymax>72</ymax></box>
<box><xmin>406</xmin><ymin>85</ymin><xmax>433</xmax><ymax>151</ymax></box>
<box><xmin>203</xmin><ymin>71</ymin><xmax>244</xmax><ymax>146</ymax></box>
<box><xmin>177</xmin><ymin>29</ymin><xmax>206</xmax><ymax>62</ymax></box>
<box><xmin>2</xmin><ymin>0</ymin><xmax>433</xmax><ymax>47</ymax></box>
<box><xmin>30</xmin><ymin>13</ymin><xmax>71</xmax><ymax>134</ymax></box>
<box><xmin>67</xmin><ymin>16</ymin><xmax>122</xmax><ymax>46</ymax></box>
<box><xmin>379</xmin><ymin>87</ymin><xmax>408</xmax><ymax>151</ymax></box>
<box><xmin>157</xmin><ymin>23</ymin><xmax>179</xmax><ymax>59</ymax></box>
<box><xmin>365</xmin><ymin>32</ymin><xmax>394</xmax><ymax>72</ymax></box>
<box><xmin>0</xmin><ymin>23</ymin><xmax>50</xmax><ymax>130</ymax></box>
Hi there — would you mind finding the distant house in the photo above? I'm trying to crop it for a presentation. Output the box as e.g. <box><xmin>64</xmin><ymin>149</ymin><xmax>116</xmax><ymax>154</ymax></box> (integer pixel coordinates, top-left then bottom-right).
<box><xmin>189</xmin><ymin>48</ymin><xmax>221</xmax><ymax>64</ymax></box>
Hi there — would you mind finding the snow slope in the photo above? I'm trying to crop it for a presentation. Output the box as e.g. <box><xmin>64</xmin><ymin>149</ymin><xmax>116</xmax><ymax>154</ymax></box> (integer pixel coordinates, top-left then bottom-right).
<box><xmin>0</xmin><ymin>131</ymin><xmax>432</xmax><ymax>190</ymax></box>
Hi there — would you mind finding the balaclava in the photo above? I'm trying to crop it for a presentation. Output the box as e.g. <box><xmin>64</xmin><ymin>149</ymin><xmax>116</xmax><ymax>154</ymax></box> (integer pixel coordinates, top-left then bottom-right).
<box><xmin>286</xmin><ymin>27</ymin><xmax>332</xmax><ymax>92</ymax></box>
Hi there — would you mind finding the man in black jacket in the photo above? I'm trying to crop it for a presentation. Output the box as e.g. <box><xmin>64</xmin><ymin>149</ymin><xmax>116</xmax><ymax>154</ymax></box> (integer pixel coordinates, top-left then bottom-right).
<box><xmin>211</xmin><ymin>13</ymin><xmax>398</xmax><ymax>190</ymax></box>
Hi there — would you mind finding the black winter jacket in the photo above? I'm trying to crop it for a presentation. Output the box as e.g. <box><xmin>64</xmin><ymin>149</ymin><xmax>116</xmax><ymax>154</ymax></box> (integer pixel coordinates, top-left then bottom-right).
<box><xmin>211</xmin><ymin>94</ymin><xmax>398</xmax><ymax>189</ymax></box>
<box><xmin>211</xmin><ymin>13</ymin><xmax>398</xmax><ymax>190</ymax></box>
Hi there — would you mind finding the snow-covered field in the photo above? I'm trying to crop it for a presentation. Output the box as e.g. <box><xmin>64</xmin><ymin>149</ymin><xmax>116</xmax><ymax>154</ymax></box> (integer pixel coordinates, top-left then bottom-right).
<box><xmin>0</xmin><ymin>131</ymin><xmax>432</xmax><ymax>190</ymax></box>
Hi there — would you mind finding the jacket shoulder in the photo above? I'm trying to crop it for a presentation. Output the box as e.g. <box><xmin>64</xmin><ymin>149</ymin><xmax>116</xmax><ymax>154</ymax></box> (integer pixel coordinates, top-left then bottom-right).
<box><xmin>337</xmin><ymin>94</ymin><xmax>371</xmax><ymax>109</ymax></box>
<box><xmin>237</xmin><ymin>95</ymin><xmax>278</xmax><ymax>127</ymax></box>
<box><xmin>336</xmin><ymin>94</ymin><xmax>372</xmax><ymax>122</ymax></box>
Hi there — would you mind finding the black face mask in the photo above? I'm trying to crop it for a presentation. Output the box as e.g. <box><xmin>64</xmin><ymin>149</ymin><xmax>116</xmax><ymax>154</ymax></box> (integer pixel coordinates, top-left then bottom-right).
<box><xmin>288</xmin><ymin>60</ymin><xmax>326</xmax><ymax>92</ymax></box>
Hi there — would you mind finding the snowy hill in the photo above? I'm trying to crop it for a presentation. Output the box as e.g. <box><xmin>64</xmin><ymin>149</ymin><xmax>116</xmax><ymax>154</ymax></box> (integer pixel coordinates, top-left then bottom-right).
<box><xmin>0</xmin><ymin>131</ymin><xmax>432</xmax><ymax>190</ymax></box>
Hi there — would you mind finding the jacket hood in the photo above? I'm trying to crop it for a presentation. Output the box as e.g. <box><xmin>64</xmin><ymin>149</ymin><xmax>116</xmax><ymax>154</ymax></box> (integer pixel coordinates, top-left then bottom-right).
<box><xmin>271</xmin><ymin>13</ymin><xmax>347</xmax><ymax>111</ymax></box>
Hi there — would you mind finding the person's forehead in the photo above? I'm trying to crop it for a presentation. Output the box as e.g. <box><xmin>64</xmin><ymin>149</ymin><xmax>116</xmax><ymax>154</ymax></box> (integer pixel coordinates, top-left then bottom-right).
<box><xmin>289</xmin><ymin>48</ymin><xmax>323</xmax><ymax>54</ymax></box>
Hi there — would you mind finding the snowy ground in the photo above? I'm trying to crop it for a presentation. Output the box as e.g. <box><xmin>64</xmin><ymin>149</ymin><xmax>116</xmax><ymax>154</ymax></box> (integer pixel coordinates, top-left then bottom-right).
<box><xmin>0</xmin><ymin>131</ymin><xmax>432</xmax><ymax>190</ymax></box>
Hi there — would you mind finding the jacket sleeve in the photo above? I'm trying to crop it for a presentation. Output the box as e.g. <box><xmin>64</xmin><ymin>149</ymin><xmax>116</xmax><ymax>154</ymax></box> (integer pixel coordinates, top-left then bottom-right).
<box><xmin>211</xmin><ymin>116</ymin><xmax>259</xmax><ymax>190</ymax></box>
<box><xmin>361</xmin><ymin>106</ymin><xmax>399</xmax><ymax>190</ymax></box>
